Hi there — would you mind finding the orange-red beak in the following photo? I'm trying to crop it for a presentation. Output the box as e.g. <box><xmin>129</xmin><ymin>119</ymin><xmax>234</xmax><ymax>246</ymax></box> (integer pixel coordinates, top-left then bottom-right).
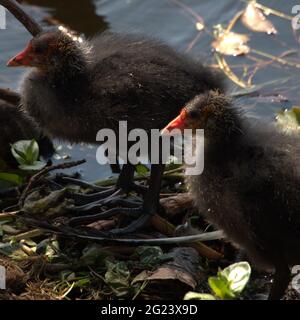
<box><xmin>7</xmin><ymin>42</ymin><xmax>34</xmax><ymax>67</ymax></box>
<box><xmin>161</xmin><ymin>108</ymin><xmax>187</xmax><ymax>135</ymax></box>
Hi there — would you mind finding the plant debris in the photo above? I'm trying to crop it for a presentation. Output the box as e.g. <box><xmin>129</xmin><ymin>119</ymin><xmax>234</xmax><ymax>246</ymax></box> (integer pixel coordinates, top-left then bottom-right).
<box><xmin>241</xmin><ymin>2</ymin><xmax>277</xmax><ymax>35</ymax></box>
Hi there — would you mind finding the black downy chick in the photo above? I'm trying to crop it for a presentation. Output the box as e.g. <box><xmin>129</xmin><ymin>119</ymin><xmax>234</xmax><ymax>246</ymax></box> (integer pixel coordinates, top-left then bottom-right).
<box><xmin>2</xmin><ymin>0</ymin><xmax>225</xmax><ymax>235</ymax></box>
<box><xmin>162</xmin><ymin>91</ymin><xmax>300</xmax><ymax>300</ymax></box>
<box><xmin>0</xmin><ymin>98</ymin><xmax>54</xmax><ymax>166</ymax></box>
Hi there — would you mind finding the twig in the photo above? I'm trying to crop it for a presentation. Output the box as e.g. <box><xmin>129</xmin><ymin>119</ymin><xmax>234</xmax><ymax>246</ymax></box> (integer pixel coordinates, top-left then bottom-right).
<box><xmin>151</xmin><ymin>214</ymin><xmax>223</xmax><ymax>260</ymax></box>
<box><xmin>0</xmin><ymin>211</ymin><xmax>18</xmax><ymax>220</ymax></box>
<box><xmin>225</xmin><ymin>10</ymin><xmax>244</xmax><ymax>33</ymax></box>
<box><xmin>4</xmin><ymin>228</ymin><xmax>45</xmax><ymax>242</ymax></box>
<box><xmin>0</xmin><ymin>0</ymin><xmax>43</xmax><ymax>36</ymax></box>
<box><xmin>214</xmin><ymin>53</ymin><xmax>250</xmax><ymax>88</ymax></box>
<box><xmin>255</xmin><ymin>2</ymin><xmax>293</xmax><ymax>21</ymax></box>
<box><xmin>246</xmin><ymin>50</ymin><xmax>300</xmax><ymax>85</ymax></box>
<box><xmin>19</xmin><ymin>159</ymin><xmax>86</xmax><ymax>207</ymax></box>
<box><xmin>185</xmin><ymin>31</ymin><xmax>203</xmax><ymax>53</ymax></box>
<box><xmin>168</xmin><ymin>0</ymin><xmax>204</xmax><ymax>25</ymax></box>
<box><xmin>251</xmin><ymin>49</ymin><xmax>300</xmax><ymax>69</ymax></box>
<box><xmin>238</xmin><ymin>0</ymin><xmax>293</xmax><ymax>21</ymax></box>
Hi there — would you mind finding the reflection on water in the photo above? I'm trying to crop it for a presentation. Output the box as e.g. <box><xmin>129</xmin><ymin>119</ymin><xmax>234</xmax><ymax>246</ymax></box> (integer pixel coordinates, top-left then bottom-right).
<box><xmin>26</xmin><ymin>0</ymin><xmax>108</xmax><ymax>36</ymax></box>
<box><xmin>0</xmin><ymin>0</ymin><xmax>299</xmax><ymax>180</ymax></box>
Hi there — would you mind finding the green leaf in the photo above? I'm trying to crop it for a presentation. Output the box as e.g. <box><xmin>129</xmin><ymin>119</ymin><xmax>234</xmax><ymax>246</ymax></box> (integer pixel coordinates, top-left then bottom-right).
<box><xmin>19</xmin><ymin>161</ymin><xmax>46</xmax><ymax>171</ymax></box>
<box><xmin>208</xmin><ymin>261</ymin><xmax>251</xmax><ymax>299</ymax></box>
<box><xmin>28</xmin><ymin>139</ymin><xmax>39</xmax><ymax>163</ymax></box>
<box><xmin>73</xmin><ymin>277</ymin><xmax>91</xmax><ymax>288</ymax></box>
<box><xmin>184</xmin><ymin>291</ymin><xmax>216</xmax><ymax>300</ymax></box>
<box><xmin>165</xmin><ymin>156</ymin><xmax>182</xmax><ymax>170</ymax></box>
<box><xmin>105</xmin><ymin>259</ymin><xmax>131</xmax><ymax>297</ymax></box>
<box><xmin>11</xmin><ymin>144</ymin><xmax>27</xmax><ymax>165</ymax></box>
<box><xmin>219</xmin><ymin>261</ymin><xmax>251</xmax><ymax>295</ymax></box>
<box><xmin>132</xmin><ymin>246</ymin><xmax>172</xmax><ymax>269</ymax></box>
<box><xmin>135</xmin><ymin>164</ymin><xmax>149</xmax><ymax>175</ymax></box>
<box><xmin>0</xmin><ymin>172</ymin><xmax>23</xmax><ymax>185</ymax></box>
<box><xmin>0</xmin><ymin>242</ymin><xmax>21</xmax><ymax>256</ymax></box>
<box><xmin>208</xmin><ymin>275</ymin><xmax>236</xmax><ymax>299</ymax></box>
<box><xmin>11</xmin><ymin>140</ymin><xmax>42</xmax><ymax>168</ymax></box>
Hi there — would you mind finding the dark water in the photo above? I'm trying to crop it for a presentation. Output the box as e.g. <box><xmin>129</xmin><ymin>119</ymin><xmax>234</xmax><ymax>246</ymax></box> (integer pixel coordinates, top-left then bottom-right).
<box><xmin>0</xmin><ymin>0</ymin><xmax>299</xmax><ymax>180</ymax></box>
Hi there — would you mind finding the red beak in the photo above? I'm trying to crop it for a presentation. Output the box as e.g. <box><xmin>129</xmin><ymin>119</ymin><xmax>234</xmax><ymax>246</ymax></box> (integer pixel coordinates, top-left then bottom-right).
<box><xmin>161</xmin><ymin>109</ymin><xmax>187</xmax><ymax>135</ymax></box>
<box><xmin>7</xmin><ymin>42</ymin><xmax>34</xmax><ymax>67</ymax></box>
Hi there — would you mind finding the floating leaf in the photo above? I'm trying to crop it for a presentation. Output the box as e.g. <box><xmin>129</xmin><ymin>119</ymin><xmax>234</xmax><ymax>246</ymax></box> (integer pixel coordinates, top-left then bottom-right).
<box><xmin>212</xmin><ymin>26</ymin><xmax>250</xmax><ymax>56</ymax></box>
<box><xmin>242</xmin><ymin>2</ymin><xmax>277</xmax><ymax>35</ymax></box>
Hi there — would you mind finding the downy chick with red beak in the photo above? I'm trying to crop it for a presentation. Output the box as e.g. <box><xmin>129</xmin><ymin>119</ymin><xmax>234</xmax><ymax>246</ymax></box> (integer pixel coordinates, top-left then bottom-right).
<box><xmin>3</xmin><ymin>0</ymin><xmax>224</xmax><ymax>236</ymax></box>
<box><xmin>162</xmin><ymin>91</ymin><xmax>300</xmax><ymax>300</ymax></box>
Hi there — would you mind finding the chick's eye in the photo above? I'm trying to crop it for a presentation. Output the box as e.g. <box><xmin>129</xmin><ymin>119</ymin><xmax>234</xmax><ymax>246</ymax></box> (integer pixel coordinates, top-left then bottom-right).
<box><xmin>34</xmin><ymin>45</ymin><xmax>47</xmax><ymax>55</ymax></box>
<box><xmin>189</xmin><ymin>110</ymin><xmax>200</xmax><ymax>119</ymax></box>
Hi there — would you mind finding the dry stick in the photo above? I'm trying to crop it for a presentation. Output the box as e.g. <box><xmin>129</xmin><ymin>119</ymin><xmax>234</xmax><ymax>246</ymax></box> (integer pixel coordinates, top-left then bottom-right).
<box><xmin>252</xmin><ymin>1</ymin><xmax>293</xmax><ymax>21</ymax></box>
<box><xmin>19</xmin><ymin>159</ymin><xmax>86</xmax><ymax>207</ymax></box>
<box><xmin>251</xmin><ymin>49</ymin><xmax>300</xmax><ymax>69</ymax></box>
<box><xmin>215</xmin><ymin>53</ymin><xmax>249</xmax><ymax>88</ymax></box>
<box><xmin>214</xmin><ymin>10</ymin><xmax>251</xmax><ymax>89</ymax></box>
<box><xmin>246</xmin><ymin>50</ymin><xmax>300</xmax><ymax>85</ymax></box>
<box><xmin>151</xmin><ymin>214</ymin><xmax>222</xmax><ymax>260</ymax></box>
<box><xmin>225</xmin><ymin>5</ymin><xmax>300</xmax><ymax>71</ymax></box>
<box><xmin>185</xmin><ymin>31</ymin><xmax>203</xmax><ymax>53</ymax></box>
<box><xmin>169</xmin><ymin>0</ymin><xmax>212</xmax><ymax>48</ymax></box>
<box><xmin>225</xmin><ymin>10</ymin><xmax>244</xmax><ymax>33</ymax></box>
<box><xmin>168</xmin><ymin>0</ymin><xmax>204</xmax><ymax>25</ymax></box>
<box><xmin>4</xmin><ymin>228</ymin><xmax>45</xmax><ymax>242</ymax></box>
<box><xmin>0</xmin><ymin>0</ymin><xmax>42</xmax><ymax>36</ymax></box>
<box><xmin>0</xmin><ymin>211</ymin><xmax>18</xmax><ymax>219</ymax></box>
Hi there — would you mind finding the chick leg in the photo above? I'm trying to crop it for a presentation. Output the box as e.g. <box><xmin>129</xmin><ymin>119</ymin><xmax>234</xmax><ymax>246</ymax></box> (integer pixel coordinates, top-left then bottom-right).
<box><xmin>68</xmin><ymin>164</ymin><xmax>165</xmax><ymax>235</ymax></box>
<box><xmin>65</xmin><ymin>164</ymin><xmax>146</xmax><ymax>207</ymax></box>
<box><xmin>268</xmin><ymin>261</ymin><xmax>290</xmax><ymax>300</ymax></box>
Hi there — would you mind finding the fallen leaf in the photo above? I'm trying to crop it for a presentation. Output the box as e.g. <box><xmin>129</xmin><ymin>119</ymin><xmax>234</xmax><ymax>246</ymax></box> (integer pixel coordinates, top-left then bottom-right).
<box><xmin>132</xmin><ymin>248</ymin><xmax>202</xmax><ymax>298</ymax></box>
<box><xmin>104</xmin><ymin>259</ymin><xmax>132</xmax><ymax>297</ymax></box>
<box><xmin>241</xmin><ymin>2</ymin><xmax>277</xmax><ymax>34</ymax></box>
